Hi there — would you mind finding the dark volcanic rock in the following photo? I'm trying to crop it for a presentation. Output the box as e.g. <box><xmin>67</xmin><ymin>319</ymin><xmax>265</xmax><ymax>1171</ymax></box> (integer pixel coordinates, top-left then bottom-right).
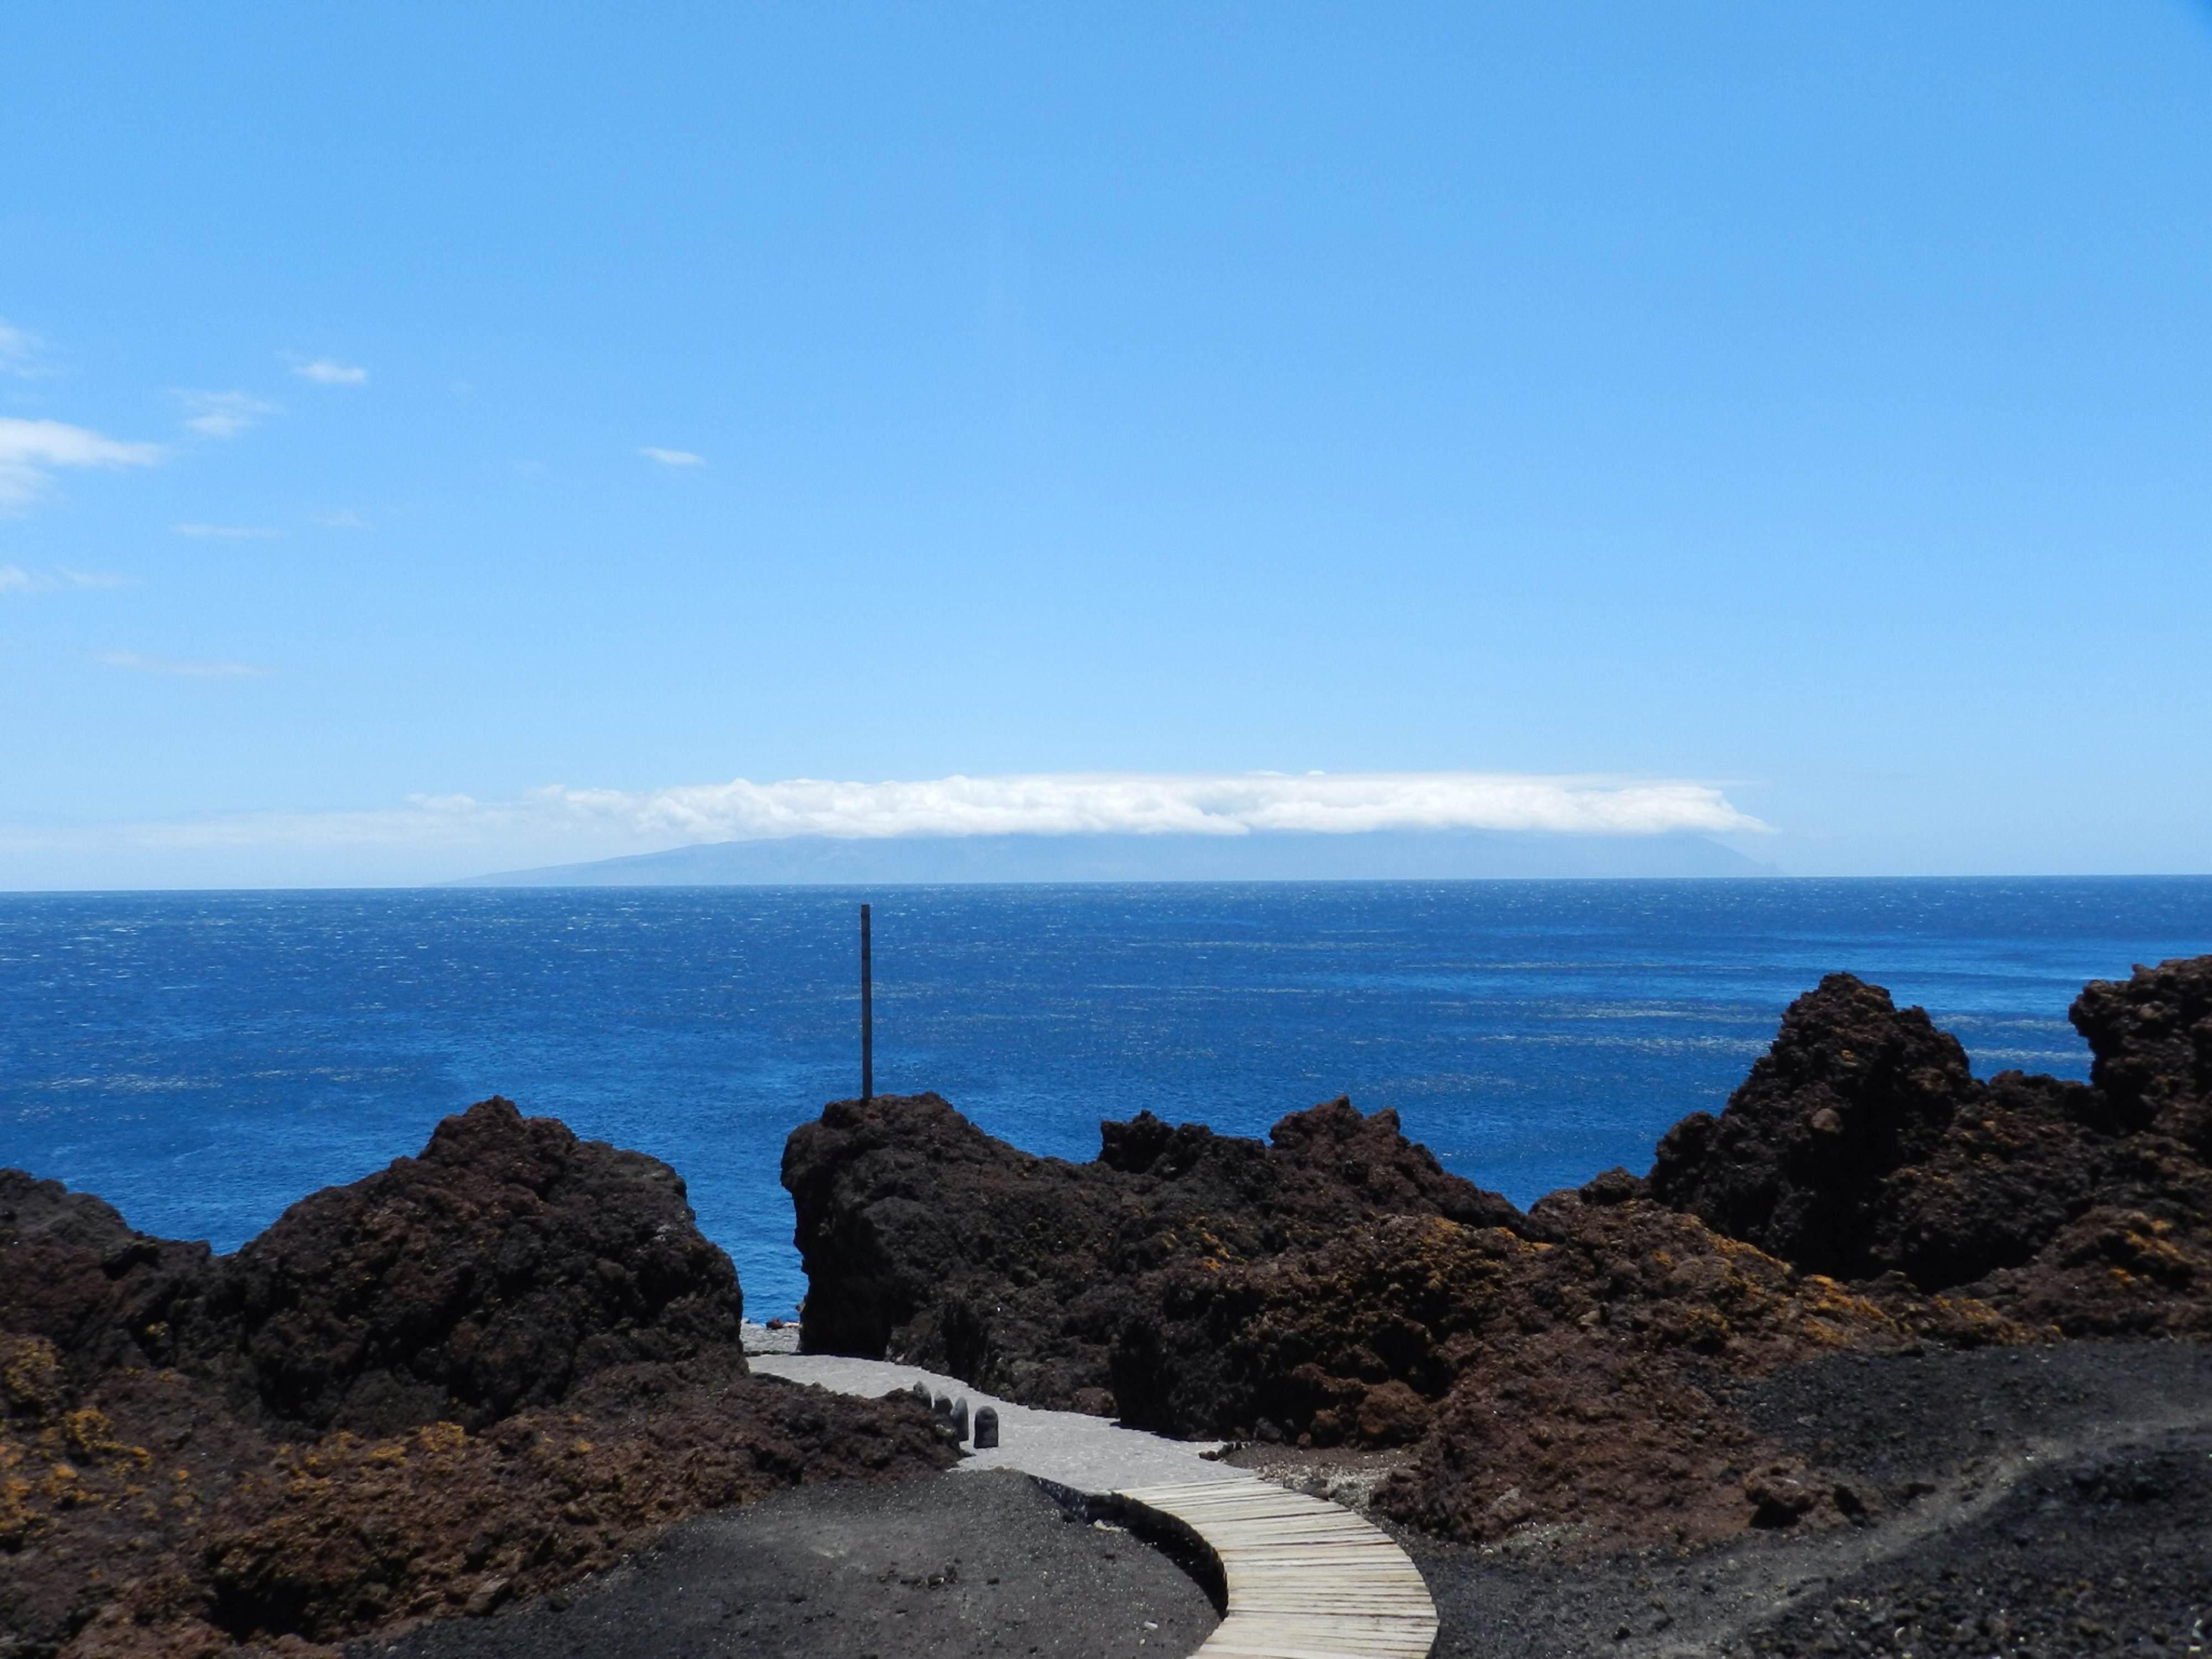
<box><xmin>1366</xmin><ymin>1190</ymin><xmax>1965</xmax><ymax>1548</ymax></box>
<box><xmin>1109</xmin><ymin>1213</ymin><xmax>1543</xmax><ymax>1444</ymax></box>
<box><xmin>1373</xmin><ymin>959</ymin><xmax>2212</xmax><ymax>1545</ymax></box>
<box><xmin>188</xmin><ymin>1363</ymin><xmax>949</xmax><ymax>1647</ymax></box>
<box><xmin>0</xmin><ymin>1168</ymin><xmax>211</xmax><ymax>1383</ymax></box>
<box><xmin>2</xmin><ymin>1102</ymin><xmax>954</xmax><ymax>1659</ymax></box>
<box><xmin>2073</xmin><ymin>953</ymin><xmax>2212</xmax><ymax>1147</ymax></box>
<box><xmin>0</xmin><ymin>1167</ymin><xmax>147</xmax><ymax>1255</ymax></box>
<box><xmin>2</xmin><ymin>1340</ymin><xmax>952</xmax><ymax>1658</ymax></box>
<box><xmin>1646</xmin><ymin>963</ymin><xmax>2212</xmax><ymax>1318</ymax></box>
<box><xmin>4</xmin><ymin>1098</ymin><xmax>753</xmax><ymax>1438</ymax></box>
<box><xmin>1106</xmin><ymin>1184</ymin><xmax>1969</xmax><ymax>1546</ymax></box>
<box><xmin>1405</xmin><ymin>1343</ymin><xmax>2212</xmax><ymax>1659</ymax></box>
<box><xmin>1646</xmin><ymin>974</ymin><xmax>1987</xmax><ymax>1280</ymax></box>
<box><xmin>784</xmin><ymin>958</ymin><xmax>2212</xmax><ymax>1556</ymax></box>
<box><xmin>1116</xmin><ymin>1190</ymin><xmax>1954</xmax><ymax>1457</ymax></box>
<box><xmin>174</xmin><ymin>1096</ymin><xmax>750</xmax><ymax>1434</ymax></box>
<box><xmin>782</xmin><ymin>1091</ymin><xmax>1527</xmax><ymax>1408</ymax></box>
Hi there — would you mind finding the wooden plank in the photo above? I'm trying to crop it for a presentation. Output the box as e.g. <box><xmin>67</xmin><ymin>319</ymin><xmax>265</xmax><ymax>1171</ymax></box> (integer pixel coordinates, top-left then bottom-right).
<box><xmin>1228</xmin><ymin>1609</ymin><xmax>1434</xmax><ymax>1626</ymax></box>
<box><xmin>1206</xmin><ymin>1637</ymin><xmax>1432</xmax><ymax>1653</ymax></box>
<box><xmin>1214</xmin><ymin>1532</ymin><xmax>1392</xmax><ymax>1547</ymax></box>
<box><xmin>1198</xmin><ymin>1634</ymin><xmax>1435</xmax><ymax>1658</ymax></box>
<box><xmin>1204</xmin><ymin>1642</ymin><xmax>1432</xmax><ymax>1653</ymax></box>
<box><xmin>1197</xmin><ymin>1641</ymin><xmax>1433</xmax><ymax>1657</ymax></box>
<box><xmin>1212</xmin><ymin>1637</ymin><xmax>1433</xmax><ymax>1655</ymax></box>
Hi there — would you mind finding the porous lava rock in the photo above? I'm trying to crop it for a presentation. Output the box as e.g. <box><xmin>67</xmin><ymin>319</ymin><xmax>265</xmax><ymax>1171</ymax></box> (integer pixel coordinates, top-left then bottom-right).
<box><xmin>173</xmin><ymin>1096</ymin><xmax>752</xmax><ymax>1434</ymax></box>
<box><xmin>2072</xmin><ymin>953</ymin><xmax>2212</xmax><ymax>1148</ymax></box>
<box><xmin>0</xmin><ymin>1170</ymin><xmax>211</xmax><ymax>1385</ymax></box>
<box><xmin>785</xmin><ymin>958</ymin><xmax>2212</xmax><ymax>1553</ymax></box>
<box><xmin>1646</xmin><ymin>961</ymin><xmax>2212</xmax><ymax>1334</ymax></box>
<box><xmin>782</xmin><ymin>1082</ymin><xmax>2020</xmax><ymax>1551</ymax></box>
<box><xmin>782</xmin><ymin>1091</ymin><xmax>1527</xmax><ymax>1407</ymax></box>
<box><xmin>1645</xmin><ymin>973</ymin><xmax>1989</xmax><ymax>1279</ymax></box>
<box><xmin>1110</xmin><ymin>1186</ymin><xmax>1989</xmax><ymax>1452</ymax></box>
<box><xmin>1</xmin><ymin>1100</ymin><xmax>954</xmax><ymax>1659</ymax></box>
<box><xmin>1108</xmin><ymin>1178</ymin><xmax>2029</xmax><ymax>1548</ymax></box>
<box><xmin>3</xmin><ymin>1099</ymin><xmax>756</xmax><ymax>1438</ymax></box>
<box><xmin>1361</xmin><ymin>1187</ymin><xmax>2031</xmax><ymax>1550</ymax></box>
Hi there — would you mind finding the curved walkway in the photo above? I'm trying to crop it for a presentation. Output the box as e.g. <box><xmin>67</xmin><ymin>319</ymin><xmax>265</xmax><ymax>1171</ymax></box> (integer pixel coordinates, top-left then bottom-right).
<box><xmin>750</xmin><ymin>1354</ymin><xmax>1438</xmax><ymax>1659</ymax></box>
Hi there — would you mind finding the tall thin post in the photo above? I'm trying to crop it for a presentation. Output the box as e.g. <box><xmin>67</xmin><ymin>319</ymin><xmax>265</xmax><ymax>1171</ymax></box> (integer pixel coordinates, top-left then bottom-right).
<box><xmin>859</xmin><ymin>902</ymin><xmax>873</xmax><ymax>1102</ymax></box>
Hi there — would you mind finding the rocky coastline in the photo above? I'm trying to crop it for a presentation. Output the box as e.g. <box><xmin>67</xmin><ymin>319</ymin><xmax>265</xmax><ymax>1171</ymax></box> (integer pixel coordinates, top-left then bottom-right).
<box><xmin>784</xmin><ymin>954</ymin><xmax>2212</xmax><ymax>1553</ymax></box>
<box><xmin>4</xmin><ymin>954</ymin><xmax>2207</xmax><ymax>1657</ymax></box>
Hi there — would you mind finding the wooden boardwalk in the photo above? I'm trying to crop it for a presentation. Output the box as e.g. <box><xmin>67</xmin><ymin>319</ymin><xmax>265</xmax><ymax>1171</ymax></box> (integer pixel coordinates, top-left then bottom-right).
<box><xmin>751</xmin><ymin>1355</ymin><xmax>1439</xmax><ymax>1659</ymax></box>
<box><xmin>1114</xmin><ymin>1478</ymin><xmax>1439</xmax><ymax>1659</ymax></box>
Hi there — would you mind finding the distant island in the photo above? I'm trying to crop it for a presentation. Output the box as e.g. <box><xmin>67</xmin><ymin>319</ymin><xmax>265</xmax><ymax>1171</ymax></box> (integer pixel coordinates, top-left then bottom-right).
<box><xmin>453</xmin><ymin>828</ymin><xmax>1776</xmax><ymax>886</ymax></box>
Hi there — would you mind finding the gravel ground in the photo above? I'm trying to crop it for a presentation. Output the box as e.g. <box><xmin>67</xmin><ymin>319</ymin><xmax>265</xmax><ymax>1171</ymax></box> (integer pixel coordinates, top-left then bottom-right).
<box><xmin>1412</xmin><ymin>1341</ymin><xmax>2212</xmax><ymax>1658</ymax></box>
<box><xmin>348</xmin><ymin>1469</ymin><xmax>1219</xmax><ymax>1659</ymax></box>
<box><xmin>351</xmin><ymin>1344</ymin><xmax>2211</xmax><ymax>1659</ymax></box>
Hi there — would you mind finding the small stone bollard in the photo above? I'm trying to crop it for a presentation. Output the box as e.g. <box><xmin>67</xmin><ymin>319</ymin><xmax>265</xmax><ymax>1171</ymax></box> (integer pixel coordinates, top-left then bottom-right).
<box><xmin>972</xmin><ymin>1406</ymin><xmax>999</xmax><ymax>1449</ymax></box>
<box><xmin>951</xmin><ymin>1397</ymin><xmax>970</xmax><ymax>1440</ymax></box>
<box><xmin>910</xmin><ymin>1383</ymin><xmax>931</xmax><ymax>1409</ymax></box>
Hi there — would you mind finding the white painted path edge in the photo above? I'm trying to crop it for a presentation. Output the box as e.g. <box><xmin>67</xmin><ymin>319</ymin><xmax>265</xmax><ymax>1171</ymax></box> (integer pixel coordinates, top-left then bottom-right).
<box><xmin>751</xmin><ymin>1354</ymin><xmax>1439</xmax><ymax>1659</ymax></box>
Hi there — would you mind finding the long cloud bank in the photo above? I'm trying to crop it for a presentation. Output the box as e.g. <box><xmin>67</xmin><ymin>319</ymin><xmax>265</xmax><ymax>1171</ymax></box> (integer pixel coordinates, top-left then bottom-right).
<box><xmin>3</xmin><ymin>771</ymin><xmax>1766</xmax><ymax>854</ymax></box>
<box><xmin>545</xmin><ymin>771</ymin><xmax>1766</xmax><ymax>842</ymax></box>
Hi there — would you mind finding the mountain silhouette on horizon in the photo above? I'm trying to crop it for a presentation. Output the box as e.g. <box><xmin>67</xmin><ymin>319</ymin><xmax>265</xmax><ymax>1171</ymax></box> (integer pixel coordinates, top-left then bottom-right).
<box><xmin>453</xmin><ymin>830</ymin><xmax>1777</xmax><ymax>887</ymax></box>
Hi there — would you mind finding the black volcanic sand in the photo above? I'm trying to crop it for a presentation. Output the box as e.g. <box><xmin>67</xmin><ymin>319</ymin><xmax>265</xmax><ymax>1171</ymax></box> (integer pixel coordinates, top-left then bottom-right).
<box><xmin>351</xmin><ymin>1468</ymin><xmax>1219</xmax><ymax>1659</ymax></box>
<box><xmin>1412</xmin><ymin>1340</ymin><xmax>2212</xmax><ymax>1657</ymax></box>
<box><xmin>340</xmin><ymin>1348</ymin><xmax>2212</xmax><ymax>1659</ymax></box>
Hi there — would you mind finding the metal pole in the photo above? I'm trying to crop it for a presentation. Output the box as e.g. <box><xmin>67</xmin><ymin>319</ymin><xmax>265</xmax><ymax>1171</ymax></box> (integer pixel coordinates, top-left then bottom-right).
<box><xmin>859</xmin><ymin>902</ymin><xmax>873</xmax><ymax>1102</ymax></box>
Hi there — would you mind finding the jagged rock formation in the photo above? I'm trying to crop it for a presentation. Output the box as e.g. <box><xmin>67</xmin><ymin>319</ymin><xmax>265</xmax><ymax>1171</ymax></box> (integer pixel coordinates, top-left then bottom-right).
<box><xmin>1644</xmin><ymin>972</ymin><xmax>1992</xmax><ymax>1279</ymax></box>
<box><xmin>784</xmin><ymin>956</ymin><xmax>2212</xmax><ymax>1550</ymax></box>
<box><xmin>3</xmin><ymin>1098</ymin><xmax>753</xmax><ymax>1436</ymax></box>
<box><xmin>1648</xmin><ymin>960</ymin><xmax>2212</xmax><ymax>1333</ymax></box>
<box><xmin>174</xmin><ymin>1096</ymin><xmax>753</xmax><ymax>1434</ymax></box>
<box><xmin>2074</xmin><ymin>954</ymin><xmax>2212</xmax><ymax>1145</ymax></box>
<box><xmin>0</xmin><ymin>1100</ymin><xmax>951</xmax><ymax>1659</ymax></box>
<box><xmin>782</xmin><ymin>1090</ymin><xmax>1526</xmax><ymax>1408</ymax></box>
<box><xmin>0</xmin><ymin>1169</ymin><xmax>212</xmax><ymax>1384</ymax></box>
<box><xmin>1387</xmin><ymin>956</ymin><xmax>2212</xmax><ymax>1544</ymax></box>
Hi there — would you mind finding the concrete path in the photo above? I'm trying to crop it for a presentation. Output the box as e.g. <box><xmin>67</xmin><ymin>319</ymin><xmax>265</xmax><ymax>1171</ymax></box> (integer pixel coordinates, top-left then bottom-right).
<box><xmin>750</xmin><ymin>1353</ymin><xmax>1438</xmax><ymax>1659</ymax></box>
<box><xmin>750</xmin><ymin>1352</ymin><xmax>1240</xmax><ymax>1490</ymax></box>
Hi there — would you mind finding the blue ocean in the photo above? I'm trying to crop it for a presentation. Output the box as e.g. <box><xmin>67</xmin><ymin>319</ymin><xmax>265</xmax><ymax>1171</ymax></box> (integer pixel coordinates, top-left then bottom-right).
<box><xmin>3</xmin><ymin>878</ymin><xmax>2209</xmax><ymax>1318</ymax></box>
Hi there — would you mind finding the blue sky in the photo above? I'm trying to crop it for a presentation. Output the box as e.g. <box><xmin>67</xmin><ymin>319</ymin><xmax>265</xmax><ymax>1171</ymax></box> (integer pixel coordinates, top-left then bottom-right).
<box><xmin>2</xmin><ymin>3</ymin><xmax>2209</xmax><ymax>886</ymax></box>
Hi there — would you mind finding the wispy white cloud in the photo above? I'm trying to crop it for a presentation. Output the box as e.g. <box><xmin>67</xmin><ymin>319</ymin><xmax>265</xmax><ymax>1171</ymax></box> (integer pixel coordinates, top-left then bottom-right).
<box><xmin>0</xmin><ymin>417</ymin><xmax>164</xmax><ymax>509</ymax></box>
<box><xmin>95</xmin><ymin>649</ymin><xmax>268</xmax><ymax>679</ymax></box>
<box><xmin>639</xmin><ymin>447</ymin><xmax>706</xmax><ymax>467</ymax></box>
<box><xmin>177</xmin><ymin>389</ymin><xmax>279</xmax><ymax>439</ymax></box>
<box><xmin>0</xmin><ymin>320</ymin><xmax>44</xmax><ymax>377</ymax></box>
<box><xmin>171</xmin><ymin>523</ymin><xmax>285</xmax><ymax>540</ymax></box>
<box><xmin>292</xmin><ymin>357</ymin><xmax>367</xmax><ymax>385</ymax></box>
<box><xmin>310</xmin><ymin>508</ymin><xmax>371</xmax><ymax>530</ymax></box>
<box><xmin>1</xmin><ymin>566</ymin><xmax>131</xmax><ymax>594</ymax></box>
